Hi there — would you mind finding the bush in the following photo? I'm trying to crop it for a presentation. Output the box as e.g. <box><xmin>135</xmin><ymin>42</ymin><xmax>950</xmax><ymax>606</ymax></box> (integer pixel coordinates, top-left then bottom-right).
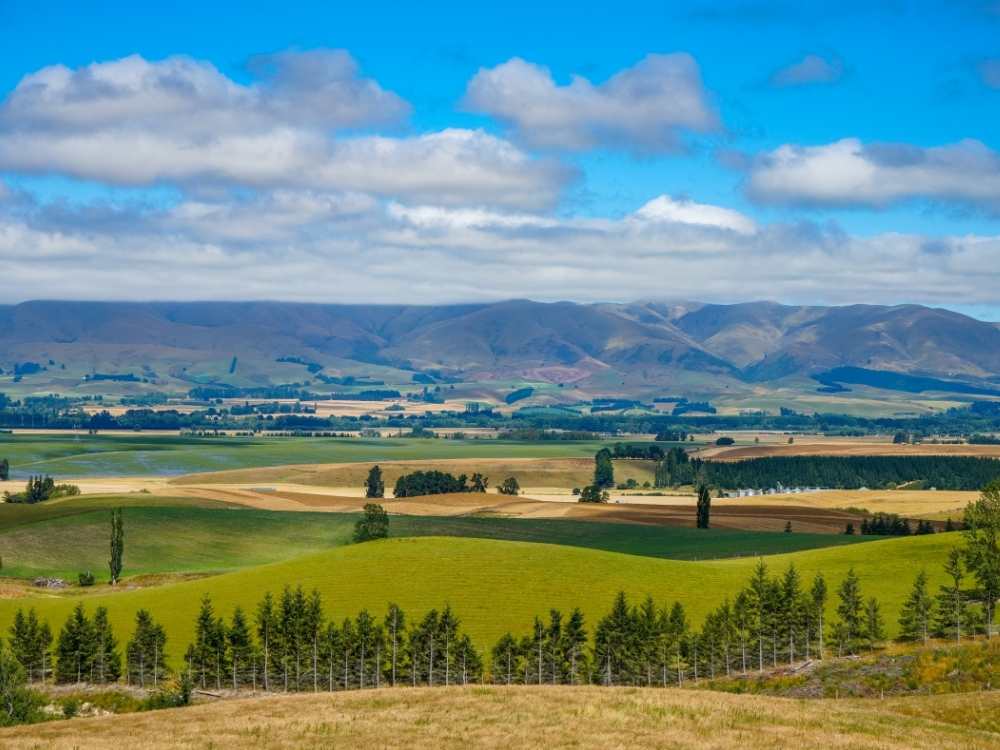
<box><xmin>0</xmin><ymin>648</ymin><xmax>44</xmax><ymax>727</ymax></box>
<box><xmin>353</xmin><ymin>503</ymin><xmax>389</xmax><ymax>543</ymax></box>
<box><xmin>141</xmin><ymin>673</ymin><xmax>192</xmax><ymax>711</ymax></box>
<box><xmin>715</xmin><ymin>436</ymin><xmax>735</xmax><ymax>446</ymax></box>
<box><xmin>77</xmin><ymin>571</ymin><xmax>95</xmax><ymax>587</ymax></box>
<box><xmin>578</xmin><ymin>485</ymin><xmax>609</xmax><ymax>503</ymax></box>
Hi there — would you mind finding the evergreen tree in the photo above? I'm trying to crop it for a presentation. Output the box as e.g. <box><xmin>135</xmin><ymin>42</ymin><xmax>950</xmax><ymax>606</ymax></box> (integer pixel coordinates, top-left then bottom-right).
<box><xmin>255</xmin><ymin>592</ymin><xmax>278</xmax><ymax>691</ymax></box>
<box><xmin>91</xmin><ymin>607</ymin><xmax>121</xmax><ymax>683</ymax></box>
<box><xmin>490</xmin><ymin>632</ymin><xmax>521</xmax><ymax>685</ymax></box>
<box><xmin>384</xmin><ymin>603</ymin><xmax>407</xmax><ymax>686</ymax></box>
<box><xmin>8</xmin><ymin>609</ymin><xmax>51</xmax><ymax>683</ymax></box>
<box><xmin>187</xmin><ymin>595</ymin><xmax>227</xmax><ymax>689</ymax></box>
<box><xmin>593</xmin><ymin>449</ymin><xmax>615</xmax><ymax>489</ymax></box>
<box><xmin>126</xmin><ymin>610</ymin><xmax>167</xmax><ymax>688</ymax></box>
<box><xmin>833</xmin><ymin>569</ymin><xmax>865</xmax><ymax>655</ymax></box>
<box><xmin>108</xmin><ymin>508</ymin><xmax>124</xmax><ymax>585</ymax></box>
<box><xmin>935</xmin><ymin>548</ymin><xmax>970</xmax><ymax>642</ymax></box>
<box><xmin>810</xmin><ymin>574</ymin><xmax>828</xmax><ymax>659</ymax></box>
<box><xmin>962</xmin><ymin>479</ymin><xmax>1000</xmax><ymax>638</ymax></box>
<box><xmin>363</xmin><ymin>465</ymin><xmax>385</xmax><ymax>499</ymax></box>
<box><xmin>898</xmin><ymin>570</ymin><xmax>935</xmax><ymax>644</ymax></box>
<box><xmin>562</xmin><ymin>608</ymin><xmax>588</xmax><ymax>684</ymax></box>
<box><xmin>696</xmin><ymin>484</ymin><xmax>712</xmax><ymax>529</ymax></box>
<box><xmin>55</xmin><ymin>604</ymin><xmax>96</xmax><ymax>684</ymax></box>
<box><xmin>863</xmin><ymin>598</ymin><xmax>885</xmax><ymax>650</ymax></box>
<box><xmin>226</xmin><ymin>607</ymin><xmax>252</xmax><ymax>689</ymax></box>
<box><xmin>0</xmin><ymin>458</ymin><xmax>8</xmax><ymax>481</ymax></box>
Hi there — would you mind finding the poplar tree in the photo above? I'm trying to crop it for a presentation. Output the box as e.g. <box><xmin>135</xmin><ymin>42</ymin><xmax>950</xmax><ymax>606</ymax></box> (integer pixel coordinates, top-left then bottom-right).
<box><xmin>593</xmin><ymin>449</ymin><xmax>615</xmax><ymax>489</ymax></box>
<box><xmin>108</xmin><ymin>508</ymin><xmax>124</xmax><ymax>585</ymax></box>
<box><xmin>696</xmin><ymin>484</ymin><xmax>712</xmax><ymax>529</ymax></box>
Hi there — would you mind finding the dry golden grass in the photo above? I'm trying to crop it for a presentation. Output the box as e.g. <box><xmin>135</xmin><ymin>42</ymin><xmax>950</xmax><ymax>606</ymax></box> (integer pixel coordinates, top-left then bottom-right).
<box><xmin>712</xmin><ymin>489</ymin><xmax>977</xmax><ymax>519</ymax></box>
<box><xmin>173</xmin><ymin>457</ymin><xmax>657</xmax><ymax>489</ymax></box>
<box><xmin>3</xmin><ymin>686</ymin><xmax>998</xmax><ymax>749</ymax></box>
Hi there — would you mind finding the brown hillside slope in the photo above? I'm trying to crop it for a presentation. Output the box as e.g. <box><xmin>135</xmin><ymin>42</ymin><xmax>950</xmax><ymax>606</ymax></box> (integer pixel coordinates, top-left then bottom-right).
<box><xmin>3</xmin><ymin>686</ymin><xmax>998</xmax><ymax>749</ymax></box>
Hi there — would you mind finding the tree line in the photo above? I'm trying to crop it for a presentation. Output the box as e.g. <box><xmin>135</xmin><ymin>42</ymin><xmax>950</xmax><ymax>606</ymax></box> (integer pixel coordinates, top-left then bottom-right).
<box><xmin>692</xmin><ymin>455</ymin><xmax>1000</xmax><ymax>491</ymax></box>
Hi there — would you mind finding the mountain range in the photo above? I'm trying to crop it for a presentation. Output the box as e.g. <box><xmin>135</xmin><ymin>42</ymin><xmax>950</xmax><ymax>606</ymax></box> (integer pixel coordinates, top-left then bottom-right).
<box><xmin>1</xmin><ymin>299</ymin><xmax>999</xmax><ymax>400</ymax></box>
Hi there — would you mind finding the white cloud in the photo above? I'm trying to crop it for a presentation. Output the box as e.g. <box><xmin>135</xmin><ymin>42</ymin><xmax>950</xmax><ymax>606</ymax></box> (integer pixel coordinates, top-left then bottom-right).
<box><xmin>632</xmin><ymin>195</ymin><xmax>756</xmax><ymax>234</ymax></box>
<box><xmin>0</xmin><ymin>54</ymin><xmax>569</xmax><ymax>209</ymax></box>
<box><xmin>2</xmin><ymin>188</ymin><xmax>998</xmax><ymax>309</ymax></box>
<box><xmin>770</xmin><ymin>54</ymin><xmax>843</xmax><ymax>87</ymax></box>
<box><xmin>463</xmin><ymin>54</ymin><xmax>718</xmax><ymax>152</ymax></box>
<box><xmin>744</xmin><ymin>138</ymin><xmax>1000</xmax><ymax>210</ymax></box>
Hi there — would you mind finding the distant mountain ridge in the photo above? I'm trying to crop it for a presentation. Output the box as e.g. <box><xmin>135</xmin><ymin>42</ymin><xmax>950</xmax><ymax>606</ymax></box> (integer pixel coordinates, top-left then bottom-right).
<box><xmin>1</xmin><ymin>299</ymin><xmax>999</xmax><ymax>395</ymax></box>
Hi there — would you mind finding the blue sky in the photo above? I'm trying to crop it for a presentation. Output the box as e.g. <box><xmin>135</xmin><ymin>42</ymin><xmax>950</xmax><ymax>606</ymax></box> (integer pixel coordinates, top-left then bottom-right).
<box><xmin>0</xmin><ymin>1</ymin><xmax>999</xmax><ymax>314</ymax></box>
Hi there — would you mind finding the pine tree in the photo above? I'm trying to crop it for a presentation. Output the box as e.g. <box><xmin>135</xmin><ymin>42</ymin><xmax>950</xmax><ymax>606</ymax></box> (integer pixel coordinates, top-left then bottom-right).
<box><xmin>55</xmin><ymin>604</ymin><xmax>95</xmax><ymax>684</ymax></box>
<box><xmin>935</xmin><ymin>548</ymin><xmax>970</xmax><ymax>642</ymax></box>
<box><xmin>92</xmin><ymin>607</ymin><xmax>121</xmax><ymax>683</ymax></box>
<box><xmin>833</xmin><ymin>568</ymin><xmax>865</xmax><ymax>655</ymax></box>
<box><xmin>108</xmin><ymin>508</ymin><xmax>124</xmax><ymax>585</ymax></box>
<box><xmin>863</xmin><ymin>598</ymin><xmax>885</xmax><ymax>650</ymax></box>
<box><xmin>255</xmin><ymin>592</ymin><xmax>278</xmax><ymax>691</ymax></box>
<box><xmin>364</xmin><ymin>465</ymin><xmax>385</xmax><ymax>499</ymax></box>
<box><xmin>810</xmin><ymin>574</ymin><xmax>828</xmax><ymax>659</ymax></box>
<box><xmin>898</xmin><ymin>570</ymin><xmax>935</xmax><ymax>644</ymax></box>
<box><xmin>126</xmin><ymin>609</ymin><xmax>167</xmax><ymax>688</ymax></box>
<box><xmin>8</xmin><ymin>609</ymin><xmax>51</xmax><ymax>683</ymax></box>
<box><xmin>562</xmin><ymin>608</ymin><xmax>587</xmax><ymax>684</ymax></box>
<box><xmin>962</xmin><ymin>479</ymin><xmax>1000</xmax><ymax>638</ymax></box>
<box><xmin>384</xmin><ymin>603</ymin><xmax>406</xmax><ymax>686</ymax></box>
<box><xmin>226</xmin><ymin>607</ymin><xmax>252</xmax><ymax>690</ymax></box>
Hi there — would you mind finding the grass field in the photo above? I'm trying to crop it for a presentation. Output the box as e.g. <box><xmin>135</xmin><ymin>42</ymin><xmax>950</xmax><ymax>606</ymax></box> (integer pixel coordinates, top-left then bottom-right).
<box><xmin>0</xmin><ymin>533</ymin><xmax>960</xmax><ymax>671</ymax></box>
<box><xmin>3</xmin><ymin>685</ymin><xmax>998</xmax><ymax>749</ymax></box>
<box><xmin>0</xmin><ymin>433</ymin><xmax>628</xmax><ymax>478</ymax></box>
<box><xmin>0</xmin><ymin>496</ymin><xmax>867</xmax><ymax>579</ymax></box>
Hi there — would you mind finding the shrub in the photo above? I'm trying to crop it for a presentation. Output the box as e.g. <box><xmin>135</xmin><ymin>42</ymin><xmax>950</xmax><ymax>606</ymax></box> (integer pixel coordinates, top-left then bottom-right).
<box><xmin>78</xmin><ymin>571</ymin><xmax>96</xmax><ymax>587</ymax></box>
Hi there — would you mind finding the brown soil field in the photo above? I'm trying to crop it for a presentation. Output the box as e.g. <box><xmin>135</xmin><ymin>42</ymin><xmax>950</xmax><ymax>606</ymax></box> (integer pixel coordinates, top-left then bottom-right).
<box><xmin>2</xmin><ymin>685</ymin><xmax>997</xmax><ymax>749</ymax></box>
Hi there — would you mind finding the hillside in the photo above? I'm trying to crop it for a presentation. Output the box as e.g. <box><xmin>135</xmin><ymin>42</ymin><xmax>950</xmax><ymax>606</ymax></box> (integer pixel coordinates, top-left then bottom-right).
<box><xmin>3</xmin><ymin>685</ymin><xmax>998</xmax><ymax>749</ymax></box>
<box><xmin>0</xmin><ymin>534</ymin><xmax>959</xmax><ymax>670</ymax></box>
<box><xmin>2</xmin><ymin>299</ymin><xmax>1000</xmax><ymax>398</ymax></box>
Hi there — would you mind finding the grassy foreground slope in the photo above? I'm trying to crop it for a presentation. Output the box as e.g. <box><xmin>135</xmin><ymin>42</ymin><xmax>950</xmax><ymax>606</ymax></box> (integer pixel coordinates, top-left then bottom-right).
<box><xmin>0</xmin><ymin>497</ymin><xmax>867</xmax><ymax>579</ymax></box>
<box><xmin>0</xmin><ymin>534</ymin><xmax>959</xmax><ymax>669</ymax></box>
<box><xmin>3</xmin><ymin>686</ymin><xmax>998</xmax><ymax>750</ymax></box>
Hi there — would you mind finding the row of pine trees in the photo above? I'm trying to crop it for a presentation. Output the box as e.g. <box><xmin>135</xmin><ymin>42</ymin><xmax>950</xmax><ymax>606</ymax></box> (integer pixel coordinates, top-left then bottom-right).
<box><xmin>5</xmin><ymin>553</ymin><xmax>994</xmax><ymax>691</ymax></box>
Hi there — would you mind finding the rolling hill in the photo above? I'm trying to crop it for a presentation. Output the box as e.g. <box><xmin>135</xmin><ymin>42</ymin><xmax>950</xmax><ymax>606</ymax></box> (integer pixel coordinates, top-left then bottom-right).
<box><xmin>3</xmin><ymin>299</ymin><xmax>1000</xmax><ymax>399</ymax></box>
<box><xmin>0</xmin><ymin>534</ymin><xmax>959</xmax><ymax>670</ymax></box>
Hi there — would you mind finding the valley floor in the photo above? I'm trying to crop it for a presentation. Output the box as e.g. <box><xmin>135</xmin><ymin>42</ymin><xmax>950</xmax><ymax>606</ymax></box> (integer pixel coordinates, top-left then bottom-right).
<box><xmin>2</xmin><ymin>685</ymin><xmax>998</xmax><ymax>749</ymax></box>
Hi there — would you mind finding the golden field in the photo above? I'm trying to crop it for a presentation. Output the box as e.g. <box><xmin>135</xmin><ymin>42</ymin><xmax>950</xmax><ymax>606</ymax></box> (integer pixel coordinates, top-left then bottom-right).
<box><xmin>2</xmin><ymin>686</ymin><xmax>999</xmax><ymax>749</ymax></box>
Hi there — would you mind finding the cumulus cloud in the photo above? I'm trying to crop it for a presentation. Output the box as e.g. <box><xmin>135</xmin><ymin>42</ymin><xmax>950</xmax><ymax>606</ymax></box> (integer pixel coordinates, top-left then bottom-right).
<box><xmin>744</xmin><ymin>138</ymin><xmax>1000</xmax><ymax>211</ymax></box>
<box><xmin>632</xmin><ymin>195</ymin><xmax>756</xmax><ymax>234</ymax></box>
<box><xmin>770</xmin><ymin>54</ymin><xmax>843</xmax><ymax>87</ymax></box>
<box><xmin>2</xmin><ymin>187</ymin><xmax>998</xmax><ymax>309</ymax></box>
<box><xmin>0</xmin><ymin>54</ymin><xmax>570</xmax><ymax>209</ymax></box>
<box><xmin>463</xmin><ymin>54</ymin><xmax>719</xmax><ymax>152</ymax></box>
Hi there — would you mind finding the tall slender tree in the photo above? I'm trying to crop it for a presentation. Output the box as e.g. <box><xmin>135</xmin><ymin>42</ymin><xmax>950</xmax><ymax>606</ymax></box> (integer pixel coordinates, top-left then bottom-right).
<box><xmin>696</xmin><ymin>484</ymin><xmax>712</xmax><ymax>529</ymax></box>
<box><xmin>963</xmin><ymin>479</ymin><xmax>1000</xmax><ymax>638</ymax></box>
<box><xmin>108</xmin><ymin>508</ymin><xmax>124</xmax><ymax>585</ymax></box>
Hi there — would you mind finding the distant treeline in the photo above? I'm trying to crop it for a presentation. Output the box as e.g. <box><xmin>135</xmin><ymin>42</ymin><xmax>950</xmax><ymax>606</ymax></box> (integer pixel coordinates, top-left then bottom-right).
<box><xmin>3</xmin><ymin>388</ymin><xmax>1000</xmax><ymax>436</ymax></box>
<box><xmin>695</xmin><ymin>455</ymin><xmax>1000</xmax><ymax>491</ymax></box>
